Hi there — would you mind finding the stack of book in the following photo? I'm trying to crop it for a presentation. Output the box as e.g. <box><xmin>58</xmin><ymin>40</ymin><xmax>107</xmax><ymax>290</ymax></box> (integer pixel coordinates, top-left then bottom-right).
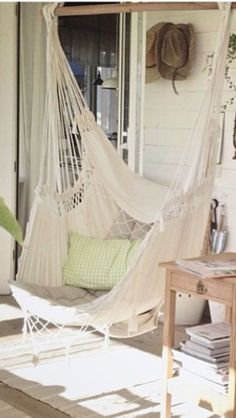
<box><xmin>173</xmin><ymin>322</ymin><xmax>230</xmax><ymax>394</ymax></box>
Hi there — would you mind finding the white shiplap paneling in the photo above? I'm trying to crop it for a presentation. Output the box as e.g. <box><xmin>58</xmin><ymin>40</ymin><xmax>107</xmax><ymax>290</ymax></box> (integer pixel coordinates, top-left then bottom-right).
<box><xmin>144</xmin><ymin>9</ymin><xmax>236</xmax><ymax>252</ymax></box>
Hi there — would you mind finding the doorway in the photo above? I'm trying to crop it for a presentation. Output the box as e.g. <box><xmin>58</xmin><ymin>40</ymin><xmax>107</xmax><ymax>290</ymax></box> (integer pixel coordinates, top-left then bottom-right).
<box><xmin>58</xmin><ymin>12</ymin><xmax>131</xmax><ymax>162</ymax></box>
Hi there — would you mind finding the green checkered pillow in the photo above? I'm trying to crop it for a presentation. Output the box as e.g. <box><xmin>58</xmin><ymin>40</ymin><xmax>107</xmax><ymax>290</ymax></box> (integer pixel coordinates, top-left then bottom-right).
<box><xmin>63</xmin><ymin>233</ymin><xmax>140</xmax><ymax>290</ymax></box>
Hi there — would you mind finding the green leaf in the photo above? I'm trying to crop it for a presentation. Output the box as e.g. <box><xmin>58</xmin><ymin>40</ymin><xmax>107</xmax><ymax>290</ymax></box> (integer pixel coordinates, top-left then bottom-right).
<box><xmin>0</xmin><ymin>196</ymin><xmax>23</xmax><ymax>245</ymax></box>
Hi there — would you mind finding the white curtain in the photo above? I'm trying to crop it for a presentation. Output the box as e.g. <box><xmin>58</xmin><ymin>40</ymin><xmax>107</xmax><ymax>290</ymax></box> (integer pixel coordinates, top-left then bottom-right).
<box><xmin>18</xmin><ymin>2</ymin><xmax>47</xmax><ymax>232</ymax></box>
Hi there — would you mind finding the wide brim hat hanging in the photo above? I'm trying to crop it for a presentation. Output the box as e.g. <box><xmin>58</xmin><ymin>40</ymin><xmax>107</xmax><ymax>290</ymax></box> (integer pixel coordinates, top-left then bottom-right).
<box><xmin>156</xmin><ymin>22</ymin><xmax>195</xmax><ymax>93</ymax></box>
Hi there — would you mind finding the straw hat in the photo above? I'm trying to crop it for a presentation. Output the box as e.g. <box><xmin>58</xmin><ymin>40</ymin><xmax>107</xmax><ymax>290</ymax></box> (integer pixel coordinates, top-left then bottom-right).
<box><xmin>146</xmin><ymin>22</ymin><xmax>195</xmax><ymax>90</ymax></box>
<box><xmin>156</xmin><ymin>23</ymin><xmax>194</xmax><ymax>82</ymax></box>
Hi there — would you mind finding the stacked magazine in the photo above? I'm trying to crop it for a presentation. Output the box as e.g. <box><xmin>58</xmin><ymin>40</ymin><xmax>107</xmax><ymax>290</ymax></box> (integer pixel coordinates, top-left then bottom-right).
<box><xmin>176</xmin><ymin>254</ymin><xmax>236</xmax><ymax>278</ymax></box>
<box><xmin>173</xmin><ymin>322</ymin><xmax>230</xmax><ymax>394</ymax></box>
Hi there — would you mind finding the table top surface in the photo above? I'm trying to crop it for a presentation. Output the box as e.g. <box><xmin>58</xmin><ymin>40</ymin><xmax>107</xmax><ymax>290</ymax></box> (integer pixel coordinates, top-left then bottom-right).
<box><xmin>159</xmin><ymin>252</ymin><xmax>236</xmax><ymax>284</ymax></box>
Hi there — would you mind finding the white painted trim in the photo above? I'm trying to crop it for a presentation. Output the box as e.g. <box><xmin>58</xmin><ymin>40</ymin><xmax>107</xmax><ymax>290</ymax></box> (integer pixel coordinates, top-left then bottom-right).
<box><xmin>128</xmin><ymin>12</ymin><xmax>138</xmax><ymax>172</ymax></box>
<box><xmin>0</xmin><ymin>3</ymin><xmax>17</xmax><ymax>292</ymax></box>
<box><xmin>138</xmin><ymin>12</ymin><xmax>146</xmax><ymax>176</ymax></box>
<box><xmin>128</xmin><ymin>12</ymin><xmax>146</xmax><ymax>174</ymax></box>
<box><xmin>117</xmin><ymin>13</ymin><xmax>125</xmax><ymax>156</ymax></box>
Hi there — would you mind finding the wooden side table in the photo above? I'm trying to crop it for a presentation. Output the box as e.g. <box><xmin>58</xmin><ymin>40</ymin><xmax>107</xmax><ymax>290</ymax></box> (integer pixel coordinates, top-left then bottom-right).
<box><xmin>160</xmin><ymin>252</ymin><xmax>236</xmax><ymax>418</ymax></box>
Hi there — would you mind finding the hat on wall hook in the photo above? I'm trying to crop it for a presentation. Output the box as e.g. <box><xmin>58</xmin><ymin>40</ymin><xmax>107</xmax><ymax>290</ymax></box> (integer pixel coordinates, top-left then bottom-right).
<box><xmin>156</xmin><ymin>22</ymin><xmax>195</xmax><ymax>94</ymax></box>
<box><xmin>146</xmin><ymin>22</ymin><xmax>195</xmax><ymax>93</ymax></box>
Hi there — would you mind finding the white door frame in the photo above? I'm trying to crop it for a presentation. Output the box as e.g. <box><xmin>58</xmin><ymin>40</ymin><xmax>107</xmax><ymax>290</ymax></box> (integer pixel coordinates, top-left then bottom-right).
<box><xmin>127</xmin><ymin>11</ymin><xmax>146</xmax><ymax>174</ymax></box>
<box><xmin>0</xmin><ymin>3</ymin><xmax>18</xmax><ymax>293</ymax></box>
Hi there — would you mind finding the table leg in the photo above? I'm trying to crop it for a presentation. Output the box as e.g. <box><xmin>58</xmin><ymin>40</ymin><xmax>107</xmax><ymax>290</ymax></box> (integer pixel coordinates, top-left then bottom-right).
<box><xmin>161</xmin><ymin>271</ymin><xmax>176</xmax><ymax>418</ymax></box>
<box><xmin>228</xmin><ymin>286</ymin><xmax>236</xmax><ymax>418</ymax></box>
<box><xmin>225</xmin><ymin>305</ymin><xmax>232</xmax><ymax>324</ymax></box>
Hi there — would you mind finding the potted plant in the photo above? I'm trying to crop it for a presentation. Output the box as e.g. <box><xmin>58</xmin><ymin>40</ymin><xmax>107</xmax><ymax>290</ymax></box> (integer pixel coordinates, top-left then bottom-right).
<box><xmin>0</xmin><ymin>196</ymin><xmax>22</xmax><ymax>245</ymax></box>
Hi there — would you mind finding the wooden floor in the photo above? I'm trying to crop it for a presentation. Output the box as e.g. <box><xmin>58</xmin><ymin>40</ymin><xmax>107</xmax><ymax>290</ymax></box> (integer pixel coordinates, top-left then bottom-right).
<box><xmin>0</xmin><ymin>295</ymin><xmax>221</xmax><ymax>418</ymax></box>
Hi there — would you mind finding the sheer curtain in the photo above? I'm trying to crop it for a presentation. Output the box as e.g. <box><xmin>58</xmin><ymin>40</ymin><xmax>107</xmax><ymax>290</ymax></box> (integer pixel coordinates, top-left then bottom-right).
<box><xmin>18</xmin><ymin>2</ymin><xmax>47</xmax><ymax>232</ymax></box>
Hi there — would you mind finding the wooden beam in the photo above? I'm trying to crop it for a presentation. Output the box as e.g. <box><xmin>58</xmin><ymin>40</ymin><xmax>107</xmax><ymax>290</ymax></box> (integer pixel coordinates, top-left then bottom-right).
<box><xmin>55</xmin><ymin>2</ymin><xmax>225</xmax><ymax>17</ymax></box>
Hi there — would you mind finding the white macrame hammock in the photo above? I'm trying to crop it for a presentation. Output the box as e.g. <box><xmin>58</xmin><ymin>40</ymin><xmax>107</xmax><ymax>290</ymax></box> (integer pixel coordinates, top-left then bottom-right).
<box><xmin>11</xmin><ymin>3</ymin><xmax>231</xmax><ymax>338</ymax></box>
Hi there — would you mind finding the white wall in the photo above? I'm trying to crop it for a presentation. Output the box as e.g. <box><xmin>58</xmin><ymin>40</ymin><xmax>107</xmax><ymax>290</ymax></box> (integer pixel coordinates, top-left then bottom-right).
<box><xmin>0</xmin><ymin>3</ymin><xmax>17</xmax><ymax>292</ymax></box>
<box><xmin>144</xmin><ymin>9</ymin><xmax>236</xmax><ymax>252</ymax></box>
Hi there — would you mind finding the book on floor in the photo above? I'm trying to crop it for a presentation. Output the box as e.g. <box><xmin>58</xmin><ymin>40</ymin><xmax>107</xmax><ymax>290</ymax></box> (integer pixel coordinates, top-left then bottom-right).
<box><xmin>183</xmin><ymin>339</ymin><xmax>229</xmax><ymax>356</ymax></box>
<box><xmin>172</xmin><ymin>321</ymin><xmax>231</xmax><ymax>391</ymax></box>
<box><xmin>172</xmin><ymin>347</ymin><xmax>229</xmax><ymax>370</ymax></box>
<box><xmin>181</xmin><ymin>363</ymin><xmax>229</xmax><ymax>385</ymax></box>
<box><xmin>179</xmin><ymin>368</ymin><xmax>228</xmax><ymax>394</ymax></box>
<box><xmin>180</xmin><ymin>342</ymin><xmax>229</xmax><ymax>363</ymax></box>
<box><xmin>189</xmin><ymin>333</ymin><xmax>230</xmax><ymax>349</ymax></box>
<box><xmin>185</xmin><ymin>322</ymin><xmax>230</xmax><ymax>344</ymax></box>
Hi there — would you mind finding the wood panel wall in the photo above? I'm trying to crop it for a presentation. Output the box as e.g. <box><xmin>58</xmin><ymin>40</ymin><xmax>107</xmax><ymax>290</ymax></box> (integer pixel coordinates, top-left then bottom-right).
<box><xmin>144</xmin><ymin>9</ymin><xmax>236</xmax><ymax>251</ymax></box>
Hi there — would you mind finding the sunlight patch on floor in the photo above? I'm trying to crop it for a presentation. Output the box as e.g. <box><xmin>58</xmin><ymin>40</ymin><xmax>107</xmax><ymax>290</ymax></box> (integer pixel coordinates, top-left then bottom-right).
<box><xmin>0</xmin><ymin>322</ymin><xmax>223</xmax><ymax>418</ymax></box>
<box><xmin>10</xmin><ymin>344</ymin><xmax>163</xmax><ymax>400</ymax></box>
<box><xmin>0</xmin><ymin>301</ymin><xmax>23</xmax><ymax>320</ymax></box>
<box><xmin>80</xmin><ymin>394</ymin><xmax>140</xmax><ymax>416</ymax></box>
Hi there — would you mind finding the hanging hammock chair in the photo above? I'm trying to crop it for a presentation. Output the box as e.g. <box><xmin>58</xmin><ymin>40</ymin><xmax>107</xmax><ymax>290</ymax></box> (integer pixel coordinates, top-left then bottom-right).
<box><xmin>10</xmin><ymin>3</ymin><xmax>231</xmax><ymax>339</ymax></box>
